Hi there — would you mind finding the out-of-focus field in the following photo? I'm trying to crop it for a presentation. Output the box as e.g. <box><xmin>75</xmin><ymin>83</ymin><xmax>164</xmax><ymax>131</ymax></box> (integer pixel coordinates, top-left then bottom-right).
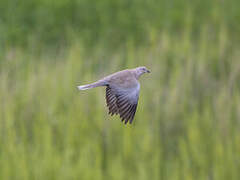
<box><xmin>1</xmin><ymin>0</ymin><xmax>240</xmax><ymax>179</ymax></box>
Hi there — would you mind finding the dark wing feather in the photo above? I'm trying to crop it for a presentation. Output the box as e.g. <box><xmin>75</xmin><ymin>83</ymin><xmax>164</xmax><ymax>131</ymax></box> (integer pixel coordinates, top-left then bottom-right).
<box><xmin>116</xmin><ymin>94</ymin><xmax>138</xmax><ymax>124</ymax></box>
<box><xmin>106</xmin><ymin>86</ymin><xmax>119</xmax><ymax>115</ymax></box>
<box><xmin>105</xmin><ymin>84</ymin><xmax>140</xmax><ymax>124</ymax></box>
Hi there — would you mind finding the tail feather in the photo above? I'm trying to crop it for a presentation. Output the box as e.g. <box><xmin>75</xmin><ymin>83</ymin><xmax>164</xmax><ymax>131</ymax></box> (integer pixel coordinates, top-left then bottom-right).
<box><xmin>77</xmin><ymin>81</ymin><xmax>106</xmax><ymax>90</ymax></box>
<box><xmin>77</xmin><ymin>85</ymin><xmax>92</xmax><ymax>90</ymax></box>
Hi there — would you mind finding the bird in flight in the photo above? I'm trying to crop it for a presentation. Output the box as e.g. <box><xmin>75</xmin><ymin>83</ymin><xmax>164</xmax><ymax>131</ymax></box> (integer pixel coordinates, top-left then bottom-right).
<box><xmin>77</xmin><ymin>66</ymin><xmax>150</xmax><ymax>124</ymax></box>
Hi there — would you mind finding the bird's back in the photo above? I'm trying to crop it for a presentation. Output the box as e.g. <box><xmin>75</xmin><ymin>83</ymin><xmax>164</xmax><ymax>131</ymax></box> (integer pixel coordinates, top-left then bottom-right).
<box><xmin>103</xmin><ymin>69</ymin><xmax>138</xmax><ymax>89</ymax></box>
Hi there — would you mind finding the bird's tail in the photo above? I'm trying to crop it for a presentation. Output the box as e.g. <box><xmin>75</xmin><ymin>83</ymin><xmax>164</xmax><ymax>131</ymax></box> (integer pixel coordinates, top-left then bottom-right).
<box><xmin>77</xmin><ymin>80</ymin><xmax>106</xmax><ymax>90</ymax></box>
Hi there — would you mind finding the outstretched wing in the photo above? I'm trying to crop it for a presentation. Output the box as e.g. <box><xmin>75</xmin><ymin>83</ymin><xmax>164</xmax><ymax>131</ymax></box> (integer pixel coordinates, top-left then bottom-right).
<box><xmin>106</xmin><ymin>86</ymin><xmax>119</xmax><ymax>116</ymax></box>
<box><xmin>105</xmin><ymin>84</ymin><xmax>140</xmax><ymax>124</ymax></box>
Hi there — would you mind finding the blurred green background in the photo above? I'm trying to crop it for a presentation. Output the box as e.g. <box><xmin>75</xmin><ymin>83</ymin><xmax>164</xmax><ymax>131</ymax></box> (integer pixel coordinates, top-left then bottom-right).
<box><xmin>1</xmin><ymin>0</ymin><xmax>240</xmax><ymax>179</ymax></box>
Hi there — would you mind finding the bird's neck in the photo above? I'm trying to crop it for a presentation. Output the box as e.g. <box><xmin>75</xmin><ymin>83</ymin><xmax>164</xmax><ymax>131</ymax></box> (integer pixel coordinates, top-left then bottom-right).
<box><xmin>134</xmin><ymin>70</ymin><xmax>144</xmax><ymax>79</ymax></box>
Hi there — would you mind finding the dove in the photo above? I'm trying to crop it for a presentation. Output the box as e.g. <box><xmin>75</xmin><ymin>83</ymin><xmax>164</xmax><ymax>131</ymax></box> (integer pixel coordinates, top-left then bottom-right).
<box><xmin>77</xmin><ymin>66</ymin><xmax>150</xmax><ymax>124</ymax></box>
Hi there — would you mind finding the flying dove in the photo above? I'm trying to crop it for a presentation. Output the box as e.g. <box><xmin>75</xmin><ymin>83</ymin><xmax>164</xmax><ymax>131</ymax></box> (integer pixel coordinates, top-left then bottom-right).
<box><xmin>77</xmin><ymin>66</ymin><xmax>150</xmax><ymax>124</ymax></box>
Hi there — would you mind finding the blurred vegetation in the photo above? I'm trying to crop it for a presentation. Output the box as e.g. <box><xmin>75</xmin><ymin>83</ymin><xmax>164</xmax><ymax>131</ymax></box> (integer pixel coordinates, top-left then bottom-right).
<box><xmin>1</xmin><ymin>0</ymin><xmax>240</xmax><ymax>49</ymax></box>
<box><xmin>1</xmin><ymin>0</ymin><xmax>240</xmax><ymax>179</ymax></box>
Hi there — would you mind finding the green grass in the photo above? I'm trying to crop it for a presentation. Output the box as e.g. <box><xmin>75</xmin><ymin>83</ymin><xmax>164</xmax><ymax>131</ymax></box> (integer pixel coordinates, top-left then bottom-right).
<box><xmin>1</xmin><ymin>0</ymin><xmax>240</xmax><ymax>179</ymax></box>
<box><xmin>1</xmin><ymin>28</ymin><xmax>240</xmax><ymax>179</ymax></box>
<box><xmin>1</xmin><ymin>0</ymin><xmax>240</xmax><ymax>49</ymax></box>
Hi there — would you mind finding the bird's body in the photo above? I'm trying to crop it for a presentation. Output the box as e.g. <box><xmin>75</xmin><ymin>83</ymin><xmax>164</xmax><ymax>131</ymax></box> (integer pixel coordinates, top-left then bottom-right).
<box><xmin>104</xmin><ymin>70</ymin><xmax>139</xmax><ymax>89</ymax></box>
<box><xmin>77</xmin><ymin>66</ymin><xmax>150</xmax><ymax>124</ymax></box>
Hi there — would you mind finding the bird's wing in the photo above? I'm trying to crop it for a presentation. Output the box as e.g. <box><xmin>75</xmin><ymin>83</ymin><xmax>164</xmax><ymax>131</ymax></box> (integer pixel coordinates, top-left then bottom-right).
<box><xmin>105</xmin><ymin>83</ymin><xmax>140</xmax><ymax>124</ymax></box>
<box><xmin>106</xmin><ymin>86</ymin><xmax>119</xmax><ymax>116</ymax></box>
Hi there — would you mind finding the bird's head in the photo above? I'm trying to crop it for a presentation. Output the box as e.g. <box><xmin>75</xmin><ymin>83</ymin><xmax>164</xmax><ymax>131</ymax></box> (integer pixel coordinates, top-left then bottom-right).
<box><xmin>135</xmin><ymin>66</ymin><xmax>150</xmax><ymax>78</ymax></box>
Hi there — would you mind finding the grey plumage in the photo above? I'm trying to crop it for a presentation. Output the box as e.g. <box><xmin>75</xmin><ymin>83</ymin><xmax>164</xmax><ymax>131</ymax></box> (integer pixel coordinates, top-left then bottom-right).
<box><xmin>77</xmin><ymin>66</ymin><xmax>150</xmax><ymax>124</ymax></box>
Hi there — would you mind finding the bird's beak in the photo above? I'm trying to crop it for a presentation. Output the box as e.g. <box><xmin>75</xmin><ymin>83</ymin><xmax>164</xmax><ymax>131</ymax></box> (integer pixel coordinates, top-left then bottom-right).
<box><xmin>146</xmin><ymin>69</ymin><xmax>150</xmax><ymax>73</ymax></box>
